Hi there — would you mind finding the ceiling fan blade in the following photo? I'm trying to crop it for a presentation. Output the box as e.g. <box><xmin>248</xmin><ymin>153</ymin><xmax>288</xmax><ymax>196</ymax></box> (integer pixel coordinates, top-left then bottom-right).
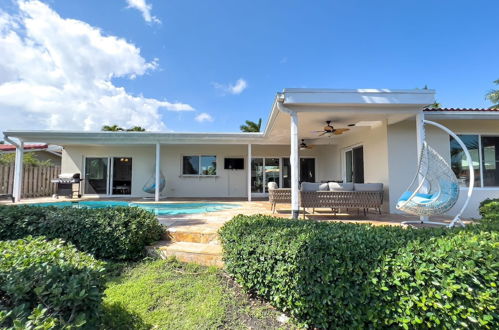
<box><xmin>318</xmin><ymin>132</ymin><xmax>327</xmax><ymax>136</ymax></box>
<box><xmin>334</xmin><ymin>128</ymin><xmax>350</xmax><ymax>135</ymax></box>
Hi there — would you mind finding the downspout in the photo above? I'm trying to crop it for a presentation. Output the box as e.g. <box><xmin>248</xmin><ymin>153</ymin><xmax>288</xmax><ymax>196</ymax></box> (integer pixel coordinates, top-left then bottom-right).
<box><xmin>275</xmin><ymin>93</ymin><xmax>300</xmax><ymax>219</ymax></box>
<box><xmin>3</xmin><ymin>134</ymin><xmax>24</xmax><ymax>202</ymax></box>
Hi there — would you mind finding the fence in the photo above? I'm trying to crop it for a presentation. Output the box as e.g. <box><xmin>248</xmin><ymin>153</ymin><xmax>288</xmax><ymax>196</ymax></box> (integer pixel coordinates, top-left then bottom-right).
<box><xmin>0</xmin><ymin>165</ymin><xmax>60</xmax><ymax>198</ymax></box>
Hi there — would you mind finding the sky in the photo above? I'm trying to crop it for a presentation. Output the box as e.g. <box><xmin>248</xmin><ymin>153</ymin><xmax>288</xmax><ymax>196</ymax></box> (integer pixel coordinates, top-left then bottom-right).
<box><xmin>0</xmin><ymin>0</ymin><xmax>498</xmax><ymax>134</ymax></box>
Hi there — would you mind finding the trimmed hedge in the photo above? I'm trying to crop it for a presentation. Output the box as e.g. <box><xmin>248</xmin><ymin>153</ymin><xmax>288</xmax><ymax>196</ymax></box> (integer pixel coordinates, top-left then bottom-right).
<box><xmin>0</xmin><ymin>236</ymin><xmax>106</xmax><ymax>329</ymax></box>
<box><xmin>480</xmin><ymin>198</ymin><xmax>499</xmax><ymax>220</ymax></box>
<box><xmin>0</xmin><ymin>205</ymin><xmax>164</xmax><ymax>260</ymax></box>
<box><xmin>220</xmin><ymin>215</ymin><xmax>498</xmax><ymax>328</ymax></box>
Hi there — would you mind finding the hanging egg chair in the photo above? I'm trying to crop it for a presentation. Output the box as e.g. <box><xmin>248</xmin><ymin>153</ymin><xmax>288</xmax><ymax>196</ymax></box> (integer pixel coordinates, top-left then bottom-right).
<box><xmin>143</xmin><ymin>171</ymin><xmax>166</xmax><ymax>194</ymax></box>
<box><xmin>396</xmin><ymin>120</ymin><xmax>474</xmax><ymax>227</ymax></box>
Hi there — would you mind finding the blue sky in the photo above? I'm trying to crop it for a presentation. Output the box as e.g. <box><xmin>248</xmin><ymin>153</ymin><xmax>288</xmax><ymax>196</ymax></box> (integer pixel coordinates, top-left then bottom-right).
<box><xmin>0</xmin><ymin>0</ymin><xmax>498</xmax><ymax>133</ymax></box>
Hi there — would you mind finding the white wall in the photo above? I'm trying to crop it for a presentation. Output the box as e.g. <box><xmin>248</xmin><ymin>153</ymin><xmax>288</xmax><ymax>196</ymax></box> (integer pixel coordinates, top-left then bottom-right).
<box><xmin>334</xmin><ymin>121</ymin><xmax>391</xmax><ymax>210</ymax></box>
<box><xmin>387</xmin><ymin>119</ymin><xmax>499</xmax><ymax>218</ymax></box>
<box><xmin>61</xmin><ymin>143</ymin><xmax>340</xmax><ymax>198</ymax></box>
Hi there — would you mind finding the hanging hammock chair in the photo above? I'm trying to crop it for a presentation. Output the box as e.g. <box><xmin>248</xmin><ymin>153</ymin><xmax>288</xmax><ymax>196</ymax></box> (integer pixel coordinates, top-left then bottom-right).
<box><xmin>142</xmin><ymin>171</ymin><xmax>166</xmax><ymax>194</ymax></box>
<box><xmin>396</xmin><ymin>120</ymin><xmax>474</xmax><ymax>228</ymax></box>
<box><xmin>396</xmin><ymin>142</ymin><xmax>459</xmax><ymax>216</ymax></box>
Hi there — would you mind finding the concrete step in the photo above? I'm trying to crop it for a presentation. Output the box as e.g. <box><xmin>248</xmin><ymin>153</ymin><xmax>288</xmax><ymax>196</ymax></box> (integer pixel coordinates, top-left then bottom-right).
<box><xmin>147</xmin><ymin>241</ymin><xmax>224</xmax><ymax>268</ymax></box>
<box><xmin>163</xmin><ymin>225</ymin><xmax>220</xmax><ymax>244</ymax></box>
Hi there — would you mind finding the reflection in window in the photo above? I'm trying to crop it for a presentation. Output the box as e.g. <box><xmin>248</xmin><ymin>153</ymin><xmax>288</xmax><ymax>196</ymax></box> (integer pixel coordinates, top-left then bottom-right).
<box><xmin>182</xmin><ymin>155</ymin><xmax>216</xmax><ymax>176</ymax></box>
<box><xmin>481</xmin><ymin>136</ymin><xmax>499</xmax><ymax>186</ymax></box>
<box><xmin>450</xmin><ymin>135</ymin><xmax>480</xmax><ymax>187</ymax></box>
<box><xmin>200</xmin><ymin>156</ymin><xmax>217</xmax><ymax>175</ymax></box>
<box><xmin>183</xmin><ymin>156</ymin><xmax>199</xmax><ymax>175</ymax></box>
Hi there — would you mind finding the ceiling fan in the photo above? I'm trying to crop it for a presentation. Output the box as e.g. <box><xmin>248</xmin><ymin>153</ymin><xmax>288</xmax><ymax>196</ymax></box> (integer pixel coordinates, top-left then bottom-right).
<box><xmin>314</xmin><ymin>120</ymin><xmax>350</xmax><ymax>136</ymax></box>
<box><xmin>300</xmin><ymin>139</ymin><xmax>314</xmax><ymax>150</ymax></box>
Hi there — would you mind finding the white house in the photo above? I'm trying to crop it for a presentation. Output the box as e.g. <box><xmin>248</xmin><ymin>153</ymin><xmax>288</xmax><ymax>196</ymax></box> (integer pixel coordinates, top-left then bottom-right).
<box><xmin>4</xmin><ymin>88</ymin><xmax>499</xmax><ymax>218</ymax></box>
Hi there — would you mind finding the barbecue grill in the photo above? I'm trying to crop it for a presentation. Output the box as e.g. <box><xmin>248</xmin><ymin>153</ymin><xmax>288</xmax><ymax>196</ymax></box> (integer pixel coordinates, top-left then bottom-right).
<box><xmin>51</xmin><ymin>173</ymin><xmax>82</xmax><ymax>199</ymax></box>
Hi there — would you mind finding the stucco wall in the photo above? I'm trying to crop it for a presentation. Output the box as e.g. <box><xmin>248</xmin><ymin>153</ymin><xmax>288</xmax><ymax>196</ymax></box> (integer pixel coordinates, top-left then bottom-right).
<box><xmin>61</xmin><ymin>143</ymin><xmax>339</xmax><ymax>198</ymax></box>
<box><xmin>387</xmin><ymin>119</ymin><xmax>499</xmax><ymax>218</ymax></box>
<box><xmin>334</xmin><ymin>122</ymin><xmax>390</xmax><ymax>210</ymax></box>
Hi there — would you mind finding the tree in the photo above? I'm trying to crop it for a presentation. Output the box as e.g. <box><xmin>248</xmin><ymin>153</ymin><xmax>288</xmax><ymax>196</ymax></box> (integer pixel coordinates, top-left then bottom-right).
<box><xmin>101</xmin><ymin>125</ymin><xmax>146</xmax><ymax>132</ymax></box>
<box><xmin>126</xmin><ymin>126</ymin><xmax>146</xmax><ymax>132</ymax></box>
<box><xmin>102</xmin><ymin>125</ymin><xmax>124</xmax><ymax>131</ymax></box>
<box><xmin>240</xmin><ymin>118</ymin><xmax>262</xmax><ymax>132</ymax></box>
<box><xmin>428</xmin><ymin>101</ymin><xmax>442</xmax><ymax>109</ymax></box>
<box><xmin>485</xmin><ymin>79</ymin><xmax>499</xmax><ymax>109</ymax></box>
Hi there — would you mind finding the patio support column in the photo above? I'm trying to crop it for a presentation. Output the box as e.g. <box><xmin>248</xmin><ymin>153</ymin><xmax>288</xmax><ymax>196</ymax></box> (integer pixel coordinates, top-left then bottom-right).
<box><xmin>276</xmin><ymin>95</ymin><xmax>299</xmax><ymax>219</ymax></box>
<box><xmin>13</xmin><ymin>140</ymin><xmax>24</xmax><ymax>202</ymax></box>
<box><xmin>416</xmin><ymin>111</ymin><xmax>428</xmax><ymax>222</ymax></box>
<box><xmin>247</xmin><ymin>144</ymin><xmax>252</xmax><ymax>202</ymax></box>
<box><xmin>155</xmin><ymin>142</ymin><xmax>160</xmax><ymax>202</ymax></box>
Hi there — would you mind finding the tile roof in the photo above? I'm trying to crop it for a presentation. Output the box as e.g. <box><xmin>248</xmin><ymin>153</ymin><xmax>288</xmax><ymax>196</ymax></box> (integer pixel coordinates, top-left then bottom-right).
<box><xmin>424</xmin><ymin>108</ymin><xmax>499</xmax><ymax>112</ymax></box>
<box><xmin>0</xmin><ymin>144</ymin><xmax>48</xmax><ymax>152</ymax></box>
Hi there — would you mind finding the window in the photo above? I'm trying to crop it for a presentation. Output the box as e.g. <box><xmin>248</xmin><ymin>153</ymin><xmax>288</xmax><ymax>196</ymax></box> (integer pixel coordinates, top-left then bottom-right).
<box><xmin>182</xmin><ymin>155</ymin><xmax>216</xmax><ymax>176</ymax></box>
<box><xmin>481</xmin><ymin>136</ymin><xmax>499</xmax><ymax>186</ymax></box>
<box><xmin>450</xmin><ymin>135</ymin><xmax>499</xmax><ymax>187</ymax></box>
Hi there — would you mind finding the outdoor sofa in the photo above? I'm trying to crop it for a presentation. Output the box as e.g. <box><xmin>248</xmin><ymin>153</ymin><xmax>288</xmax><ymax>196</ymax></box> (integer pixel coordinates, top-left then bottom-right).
<box><xmin>268</xmin><ymin>182</ymin><xmax>384</xmax><ymax>217</ymax></box>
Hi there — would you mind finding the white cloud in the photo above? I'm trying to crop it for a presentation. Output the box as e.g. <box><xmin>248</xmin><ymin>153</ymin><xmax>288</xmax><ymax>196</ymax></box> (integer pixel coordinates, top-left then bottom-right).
<box><xmin>194</xmin><ymin>112</ymin><xmax>213</xmax><ymax>123</ymax></box>
<box><xmin>213</xmin><ymin>78</ymin><xmax>248</xmax><ymax>95</ymax></box>
<box><xmin>126</xmin><ymin>0</ymin><xmax>160</xmax><ymax>24</ymax></box>
<box><xmin>0</xmin><ymin>0</ymin><xmax>192</xmax><ymax>133</ymax></box>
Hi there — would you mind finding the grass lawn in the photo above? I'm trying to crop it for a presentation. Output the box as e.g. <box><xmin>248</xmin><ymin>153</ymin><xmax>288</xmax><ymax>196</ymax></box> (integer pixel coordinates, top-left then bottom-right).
<box><xmin>102</xmin><ymin>258</ymin><xmax>294</xmax><ymax>329</ymax></box>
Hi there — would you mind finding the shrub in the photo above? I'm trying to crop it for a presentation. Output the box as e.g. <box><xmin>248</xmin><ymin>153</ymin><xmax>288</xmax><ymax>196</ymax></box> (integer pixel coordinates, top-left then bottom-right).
<box><xmin>480</xmin><ymin>198</ymin><xmax>499</xmax><ymax>219</ymax></box>
<box><xmin>0</xmin><ymin>205</ymin><xmax>164</xmax><ymax>260</ymax></box>
<box><xmin>219</xmin><ymin>215</ymin><xmax>498</xmax><ymax>328</ymax></box>
<box><xmin>0</xmin><ymin>236</ymin><xmax>106</xmax><ymax>329</ymax></box>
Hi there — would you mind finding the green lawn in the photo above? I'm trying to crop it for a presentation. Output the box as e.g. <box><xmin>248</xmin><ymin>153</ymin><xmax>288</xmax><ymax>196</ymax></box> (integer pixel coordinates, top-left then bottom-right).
<box><xmin>102</xmin><ymin>258</ymin><xmax>293</xmax><ymax>329</ymax></box>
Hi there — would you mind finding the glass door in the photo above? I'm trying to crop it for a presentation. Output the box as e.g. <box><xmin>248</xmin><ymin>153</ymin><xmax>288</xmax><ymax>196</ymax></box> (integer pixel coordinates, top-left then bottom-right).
<box><xmin>251</xmin><ymin>158</ymin><xmax>264</xmax><ymax>194</ymax></box>
<box><xmin>264</xmin><ymin>158</ymin><xmax>280</xmax><ymax>192</ymax></box>
<box><xmin>282</xmin><ymin>158</ymin><xmax>316</xmax><ymax>188</ymax></box>
<box><xmin>344</xmin><ymin>146</ymin><xmax>364</xmax><ymax>183</ymax></box>
<box><xmin>112</xmin><ymin>157</ymin><xmax>132</xmax><ymax>195</ymax></box>
<box><xmin>84</xmin><ymin>157</ymin><xmax>109</xmax><ymax>194</ymax></box>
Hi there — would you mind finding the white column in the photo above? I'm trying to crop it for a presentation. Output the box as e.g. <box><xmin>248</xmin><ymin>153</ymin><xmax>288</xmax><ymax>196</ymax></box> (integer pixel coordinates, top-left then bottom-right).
<box><xmin>290</xmin><ymin>111</ymin><xmax>300</xmax><ymax>219</ymax></box>
<box><xmin>155</xmin><ymin>143</ymin><xmax>160</xmax><ymax>202</ymax></box>
<box><xmin>415</xmin><ymin>111</ymin><xmax>427</xmax><ymax>222</ymax></box>
<box><xmin>13</xmin><ymin>140</ymin><xmax>24</xmax><ymax>202</ymax></box>
<box><xmin>247</xmin><ymin>144</ymin><xmax>252</xmax><ymax>202</ymax></box>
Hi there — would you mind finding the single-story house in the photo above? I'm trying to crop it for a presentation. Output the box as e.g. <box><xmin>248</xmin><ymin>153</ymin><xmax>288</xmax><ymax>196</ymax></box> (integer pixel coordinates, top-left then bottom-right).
<box><xmin>3</xmin><ymin>89</ymin><xmax>499</xmax><ymax>218</ymax></box>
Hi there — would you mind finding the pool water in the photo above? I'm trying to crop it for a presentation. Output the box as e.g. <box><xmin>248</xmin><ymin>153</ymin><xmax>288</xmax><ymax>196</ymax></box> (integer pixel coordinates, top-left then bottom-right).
<box><xmin>30</xmin><ymin>201</ymin><xmax>240</xmax><ymax>216</ymax></box>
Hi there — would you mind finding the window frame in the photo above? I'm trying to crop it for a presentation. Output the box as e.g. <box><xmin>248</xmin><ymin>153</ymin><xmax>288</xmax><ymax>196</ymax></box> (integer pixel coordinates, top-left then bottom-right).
<box><xmin>450</xmin><ymin>133</ymin><xmax>499</xmax><ymax>189</ymax></box>
<box><xmin>181</xmin><ymin>155</ymin><xmax>217</xmax><ymax>176</ymax></box>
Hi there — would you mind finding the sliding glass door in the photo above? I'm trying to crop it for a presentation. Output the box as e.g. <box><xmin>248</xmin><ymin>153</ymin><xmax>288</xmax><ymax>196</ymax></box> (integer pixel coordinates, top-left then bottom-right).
<box><xmin>84</xmin><ymin>157</ymin><xmax>133</xmax><ymax>195</ymax></box>
<box><xmin>252</xmin><ymin>157</ymin><xmax>316</xmax><ymax>195</ymax></box>
<box><xmin>344</xmin><ymin>146</ymin><xmax>364</xmax><ymax>183</ymax></box>
<box><xmin>84</xmin><ymin>157</ymin><xmax>109</xmax><ymax>194</ymax></box>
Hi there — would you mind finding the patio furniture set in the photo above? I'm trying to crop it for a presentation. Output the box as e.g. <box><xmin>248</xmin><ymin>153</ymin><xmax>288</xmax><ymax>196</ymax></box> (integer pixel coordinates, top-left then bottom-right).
<box><xmin>268</xmin><ymin>182</ymin><xmax>384</xmax><ymax>217</ymax></box>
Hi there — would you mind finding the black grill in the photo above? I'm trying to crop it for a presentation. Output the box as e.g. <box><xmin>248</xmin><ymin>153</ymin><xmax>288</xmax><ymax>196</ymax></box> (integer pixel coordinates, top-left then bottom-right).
<box><xmin>51</xmin><ymin>173</ymin><xmax>82</xmax><ymax>199</ymax></box>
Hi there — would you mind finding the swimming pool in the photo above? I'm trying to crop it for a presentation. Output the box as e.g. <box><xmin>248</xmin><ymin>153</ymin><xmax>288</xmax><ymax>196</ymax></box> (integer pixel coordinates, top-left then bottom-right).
<box><xmin>30</xmin><ymin>201</ymin><xmax>240</xmax><ymax>216</ymax></box>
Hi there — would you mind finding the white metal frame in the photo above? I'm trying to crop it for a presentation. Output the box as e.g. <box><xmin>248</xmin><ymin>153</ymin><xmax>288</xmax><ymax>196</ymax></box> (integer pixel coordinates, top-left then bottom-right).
<box><xmin>402</xmin><ymin>119</ymin><xmax>474</xmax><ymax>228</ymax></box>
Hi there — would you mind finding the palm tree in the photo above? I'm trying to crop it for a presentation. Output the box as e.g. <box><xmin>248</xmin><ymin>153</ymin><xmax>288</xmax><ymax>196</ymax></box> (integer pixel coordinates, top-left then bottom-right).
<box><xmin>126</xmin><ymin>126</ymin><xmax>146</xmax><ymax>132</ymax></box>
<box><xmin>240</xmin><ymin>118</ymin><xmax>262</xmax><ymax>132</ymax></box>
<box><xmin>428</xmin><ymin>101</ymin><xmax>442</xmax><ymax>109</ymax></box>
<box><xmin>102</xmin><ymin>125</ymin><xmax>124</xmax><ymax>131</ymax></box>
<box><xmin>485</xmin><ymin>79</ymin><xmax>499</xmax><ymax>109</ymax></box>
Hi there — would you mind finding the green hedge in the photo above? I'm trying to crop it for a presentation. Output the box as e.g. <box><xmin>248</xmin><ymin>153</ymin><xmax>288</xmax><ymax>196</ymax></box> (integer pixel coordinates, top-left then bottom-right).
<box><xmin>219</xmin><ymin>215</ymin><xmax>498</xmax><ymax>328</ymax></box>
<box><xmin>480</xmin><ymin>198</ymin><xmax>499</xmax><ymax>220</ymax></box>
<box><xmin>0</xmin><ymin>205</ymin><xmax>164</xmax><ymax>261</ymax></box>
<box><xmin>0</xmin><ymin>236</ymin><xmax>106</xmax><ymax>329</ymax></box>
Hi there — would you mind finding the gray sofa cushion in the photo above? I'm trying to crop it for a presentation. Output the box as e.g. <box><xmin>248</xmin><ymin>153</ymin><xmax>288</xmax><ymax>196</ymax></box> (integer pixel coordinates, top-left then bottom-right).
<box><xmin>354</xmin><ymin>183</ymin><xmax>383</xmax><ymax>192</ymax></box>
<box><xmin>301</xmin><ymin>182</ymin><xmax>328</xmax><ymax>192</ymax></box>
<box><xmin>267</xmin><ymin>182</ymin><xmax>278</xmax><ymax>190</ymax></box>
<box><xmin>328</xmin><ymin>182</ymin><xmax>354</xmax><ymax>191</ymax></box>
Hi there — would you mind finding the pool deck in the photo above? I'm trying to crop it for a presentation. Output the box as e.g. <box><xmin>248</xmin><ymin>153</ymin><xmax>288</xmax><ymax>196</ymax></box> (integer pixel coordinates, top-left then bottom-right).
<box><xmin>2</xmin><ymin>196</ymin><xmax>472</xmax><ymax>267</ymax></box>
